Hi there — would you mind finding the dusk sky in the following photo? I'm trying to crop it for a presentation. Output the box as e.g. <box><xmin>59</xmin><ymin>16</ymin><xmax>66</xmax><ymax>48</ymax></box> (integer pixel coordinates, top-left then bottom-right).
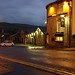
<box><xmin>0</xmin><ymin>0</ymin><xmax>56</xmax><ymax>26</ymax></box>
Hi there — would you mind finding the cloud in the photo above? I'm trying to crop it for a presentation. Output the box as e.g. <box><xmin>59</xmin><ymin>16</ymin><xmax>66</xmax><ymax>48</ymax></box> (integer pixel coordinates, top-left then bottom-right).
<box><xmin>0</xmin><ymin>0</ymin><xmax>56</xmax><ymax>26</ymax></box>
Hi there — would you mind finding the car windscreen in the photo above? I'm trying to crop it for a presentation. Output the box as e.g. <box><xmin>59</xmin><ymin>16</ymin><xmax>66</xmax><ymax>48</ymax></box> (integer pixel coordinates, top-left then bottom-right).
<box><xmin>7</xmin><ymin>42</ymin><xmax>12</xmax><ymax>43</ymax></box>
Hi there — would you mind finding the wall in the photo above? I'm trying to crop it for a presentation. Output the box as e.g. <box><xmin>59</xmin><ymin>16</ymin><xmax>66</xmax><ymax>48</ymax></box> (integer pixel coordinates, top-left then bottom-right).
<box><xmin>72</xmin><ymin>0</ymin><xmax>75</xmax><ymax>35</ymax></box>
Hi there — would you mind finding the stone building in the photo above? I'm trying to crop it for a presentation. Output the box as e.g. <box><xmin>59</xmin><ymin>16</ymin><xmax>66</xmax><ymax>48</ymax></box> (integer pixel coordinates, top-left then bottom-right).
<box><xmin>10</xmin><ymin>29</ymin><xmax>26</xmax><ymax>43</ymax></box>
<box><xmin>25</xmin><ymin>27</ymin><xmax>46</xmax><ymax>46</ymax></box>
<box><xmin>46</xmin><ymin>0</ymin><xmax>75</xmax><ymax>48</ymax></box>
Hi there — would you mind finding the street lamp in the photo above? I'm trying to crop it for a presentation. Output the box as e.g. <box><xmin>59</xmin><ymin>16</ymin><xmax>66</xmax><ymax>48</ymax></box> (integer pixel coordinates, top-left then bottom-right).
<box><xmin>44</xmin><ymin>21</ymin><xmax>47</xmax><ymax>24</ymax></box>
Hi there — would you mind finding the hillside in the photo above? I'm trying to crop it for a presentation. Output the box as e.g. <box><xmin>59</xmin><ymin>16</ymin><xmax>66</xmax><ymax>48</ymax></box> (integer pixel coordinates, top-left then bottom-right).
<box><xmin>0</xmin><ymin>22</ymin><xmax>46</xmax><ymax>34</ymax></box>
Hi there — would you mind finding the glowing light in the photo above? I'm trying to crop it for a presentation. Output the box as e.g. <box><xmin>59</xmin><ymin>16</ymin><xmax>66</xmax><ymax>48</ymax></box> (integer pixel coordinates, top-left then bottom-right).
<box><xmin>41</xmin><ymin>32</ymin><xmax>43</xmax><ymax>35</ymax></box>
<box><xmin>30</xmin><ymin>34</ymin><xmax>31</xmax><ymax>37</ymax></box>
<box><xmin>31</xmin><ymin>33</ymin><xmax>33</xmax><ymax>36</ymax></box>
<box><xmin>56</xmin><ymin>37</ymin><xmax>63</xmax><ymax>42</ymax></box>
<box><xmin>50</xmin><ymin>7</ymin><xmax>54</xmax><ymax>14</ymax></box>
<box><xmin>26</xmin><ymin>35</ymin><xmax>27</xmax><ymax>37</ymax></box>
<box><xmin>60</xmin><ymin>15</ymin><xmax>65</xmax><ymax>17</ymax></box>
<box><xmin>31</xmin><ymin>37</ymin><xmax>33</xmax><ymax>38</ymax></box>
<box><xmin>28</xmin><ymin>34</ymin><xmax>29</xmax><ymax>37</ymax></box>
<box><xmin>28</xmin><ymin>46</ymin><xmax>44</xmax><ymax>49</ymax></box>
<box><xmin>60</xmin><ymin>37</ymin><xmax>63</xmax><ymax>41</ymax></box>
<box><xmin>63</xmin><ymin>2</ymin><xmax>69</xmax><ymax>12</ymax></box>
<box><xmin>44</xmin><ymin>21</ymin><xmax>47</xmax><ymax>24</ymax></box>
<box><xmin>34</xmin><ymin>33</ymin><xmax>35</xmax><ymax>36</ymax></box>
<box><xmin>64</xmin><ymin>2</ymin><xmax>68</xmax><ymax>7</ymax></box>
<box><xmin>36</xmin><ymin>31</ymin><xmax>38</xmax><ymax>34</ymax></box>
<box><xmin>52</xmin><ymin>14</ymin><xmax>56</xmax><ymax>17</ymax></box>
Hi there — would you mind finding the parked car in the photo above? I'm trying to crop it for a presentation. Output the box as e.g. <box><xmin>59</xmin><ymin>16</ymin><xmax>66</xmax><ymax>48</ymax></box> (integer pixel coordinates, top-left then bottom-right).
<box><xmin>0</xmin><ymin>41</ymin><xmax>14</xmax><ymax>46</ymax></box>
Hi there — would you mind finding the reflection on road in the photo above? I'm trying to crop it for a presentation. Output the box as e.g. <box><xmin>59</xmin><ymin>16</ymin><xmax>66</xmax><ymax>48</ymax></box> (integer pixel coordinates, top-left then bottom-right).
<box><xmin>0</xmin><ymin>47</ymin><xmax>75</xmax><ymax>73</ymax></box>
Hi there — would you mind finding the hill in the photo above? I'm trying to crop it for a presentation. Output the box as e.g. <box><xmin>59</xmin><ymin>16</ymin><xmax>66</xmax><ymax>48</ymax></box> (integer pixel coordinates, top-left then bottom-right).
<box><xmin>0</xmin><ymin>22</ymin><xmax>46</xmax><ymax>34</ymax></box>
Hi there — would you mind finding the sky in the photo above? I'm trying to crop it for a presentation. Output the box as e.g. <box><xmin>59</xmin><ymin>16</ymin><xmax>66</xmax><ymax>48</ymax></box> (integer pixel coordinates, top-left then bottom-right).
<box><xmin>0</xmin><ymin>0</ymin><xmax>56</xmax><ymax>26</ymax></box>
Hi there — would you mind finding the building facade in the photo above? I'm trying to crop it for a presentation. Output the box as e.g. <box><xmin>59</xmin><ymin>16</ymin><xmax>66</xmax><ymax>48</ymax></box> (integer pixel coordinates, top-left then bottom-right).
<box><xmin>46</xmin><ymin>0</ymin><xmax>74</xmax><ymax>48</ymax></box>
<box><xmin>25</xmin><ymin>27</ymin><xmax>46</xmax><ymax>46</ymax></box>
<box><xmin>10</xmin><ymin>29</ymin><xmax>25</xmax><ymax>43</ymax></box>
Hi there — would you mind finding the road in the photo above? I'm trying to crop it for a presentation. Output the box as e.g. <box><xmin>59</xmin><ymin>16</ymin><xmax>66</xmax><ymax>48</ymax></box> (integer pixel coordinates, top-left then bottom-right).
<box><xmin>0</xmin><ymin>58</ymin><xmax>52</xmax><ymax>75</ymax></box>
<box><xmin>0</xmin><ymin>47</ymin><xmax>75</xmax><ymax>74</ymax></box>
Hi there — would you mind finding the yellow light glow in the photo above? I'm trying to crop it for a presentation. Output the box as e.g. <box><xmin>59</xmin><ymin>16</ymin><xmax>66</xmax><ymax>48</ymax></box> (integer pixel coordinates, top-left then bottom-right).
<box><xmin>56</xmin><ymin>37</ymin><xmax>63</xmax><ymax>42</ymax></box>
<box><xmin>30</xmin><ymin>34</ymin><xmax>31</xmax><ymax>37</ymax></box>
<box><xmin>52</xmin><ymin>14</ymin><xmax>56</xmax><ymax>16</ymax></box>
<box><xmin>50</xmin><ymin>7</ymin><xmax>54</xmax><ymax>14</ymax></box>
<box><xmin>34</xmin><ymin>33</ymin><xmax>35</xmax><ymax>36</ymax></box>
<box><xmin>31</xmin><ymin>33</ymin><xmax>33</xmax><ymax>36</ymax></box>
<box><xmin>64</xmin><ymin>2</ymin><xmax>68</xmax><ymax>7</ymax></box>
<box><xmin>41</xmin><ymin>32</ymin><xmax>43</xmax><ymax>35</ymax></box>
<box><xmin>26</xmin><ymin>35</ymin><xmax>27</xmax><ymax>37</ymax></box>
<box><xmin>44</xmin><ymin>21</ymin><xmax>47</xmax><ymax>24</ymax></box>
<box><xmin>60</xmin><ymin>15</ymin><xmax>65</xmax><ymax>17</ymax></box>
<box><xmin>36</xmin><ymin>31</ymin><xmax>38</xmax><ymax>34</ymax></box>
<box><xmin>60</xmin><ymin>37</ymin><xmax>63</xmax><ymax>41</ymax></box>
<box><xmin>28</xmin><ymin>34</ymin><xmax>29</xmax><ymax>37</ymax></box>
<box><xmin>63</xmin><ymin>2</ymin><xmax>69</xmax><ymax>12</ymax></box>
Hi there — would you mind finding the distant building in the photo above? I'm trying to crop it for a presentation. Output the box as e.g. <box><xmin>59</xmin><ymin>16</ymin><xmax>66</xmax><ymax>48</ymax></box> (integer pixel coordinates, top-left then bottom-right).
<box><xmin>10</xmin><ymin>29</ymin><xmax>26</xmax><ymax>43</ymax></box>
<box><xmin>25</xmin><ymin>27</ymin><xmax>46</xmax><ymax>46</ymax></box>
<box><xmin>0</xmin><ymin>29</ymin><xmax>10</xmax><ymax>42</ymax></box>
<box><xmin>46</xmin><ymin>0</ymin><xmax>75</xmax><ymax>48</ymax></box>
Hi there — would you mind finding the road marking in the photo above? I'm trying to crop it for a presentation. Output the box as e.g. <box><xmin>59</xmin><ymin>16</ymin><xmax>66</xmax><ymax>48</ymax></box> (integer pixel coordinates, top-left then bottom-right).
<box><xmin>0</xmin><ymin>56</ymin><xmax>74</xmax><ymax>75</ymax></box>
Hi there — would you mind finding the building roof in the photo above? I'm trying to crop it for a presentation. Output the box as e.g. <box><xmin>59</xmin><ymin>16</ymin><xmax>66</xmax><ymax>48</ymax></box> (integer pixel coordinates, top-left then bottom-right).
<box><xmin>46</xmin><ymin>0</ymin><xmax>72</xmax><ymax>9</ymax></box>
<box><xmin>1</xmin><ymin>33</ymin><xmax>9</xmax><ymax>35</ymax></box>
<box><xmin>10</xmin><ymin>33</ymin><xmax>20</xmax><ymax>37</ymax></box>
<box><xmin>46</xmin><ymin>1</ymin><xmax>57</xmax><ymax>9</ymax></box>
<box><xmin>25</xmin><ymin>26</ymin><xmax>46</xmax><ymax>34</ymax></box>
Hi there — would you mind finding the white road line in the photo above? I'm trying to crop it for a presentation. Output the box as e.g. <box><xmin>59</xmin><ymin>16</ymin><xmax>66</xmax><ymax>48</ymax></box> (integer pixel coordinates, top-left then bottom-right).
<box><xmin>0</xmin><ymin>56</ymin><xmax>74</xmax><ymax>75</ymax></box>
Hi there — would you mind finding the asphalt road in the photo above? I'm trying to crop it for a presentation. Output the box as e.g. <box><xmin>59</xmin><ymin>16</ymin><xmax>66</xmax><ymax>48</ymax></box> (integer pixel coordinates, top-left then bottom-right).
<box><xmin>0</xmin><ymin>47</ymin><xmax>75</xmax><ymax>74</ymax></box>
<box><xmin>2</xmin><ymin>59</ymin><xmax>52</xmax><ymax>75</ymax></box>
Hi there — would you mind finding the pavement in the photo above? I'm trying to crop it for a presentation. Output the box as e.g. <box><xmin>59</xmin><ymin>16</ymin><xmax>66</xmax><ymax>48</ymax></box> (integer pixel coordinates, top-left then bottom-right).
<box><xmin>0</xmin><ymin>57</ymin><xmax>54</xmax><ymax>75</ymax></box>
<box><xmin>14</xmin><ymin>43</ymin><xmax>75</xmax><ymax>51</ymax></box>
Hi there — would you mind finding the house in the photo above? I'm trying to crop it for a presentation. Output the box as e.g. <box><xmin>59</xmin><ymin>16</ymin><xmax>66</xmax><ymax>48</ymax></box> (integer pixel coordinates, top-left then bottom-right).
<box><xmin>46</xmin><ymin>0</ymin><xmax>75</xmax><ymax>48</ymax></box>
<box><xmin>10</xmin><ymin>29</ymin><xmax>26</xmax><ymax>43</ymax></box>
<box><xmin>25</xmin><ymin>27</ymin><xmax>46</xmax><ymax>46</ymax></box>
<box><xmin>0</xmin><ymin>29</ymin><xmax>10</xmax><ymax>42</ymax></box>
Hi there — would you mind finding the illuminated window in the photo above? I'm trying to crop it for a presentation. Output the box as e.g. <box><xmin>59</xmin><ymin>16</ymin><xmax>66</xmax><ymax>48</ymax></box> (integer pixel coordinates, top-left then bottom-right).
<box><xmin>63</xmin><ymin>2</ymin><xmax>69</xmax><ymax>12</ymax></box>
<box><xmin>55</xmin><ymin>37</ymin><xmax>63</xmax><ymax>42</ymax></box>
<box><xmin>50</xmin><ymin>7</ymin><xmax>54</xmax><ymax>14</ymax></box>
<box><xmin>48</xmin><ymin>6</ymin><xmax>55</xmax><ymax>16</ymax></box>
<box><xmin>55</xmin><ymin>32</ymin><xmax>64</xmax><ymax>42</ymax></box>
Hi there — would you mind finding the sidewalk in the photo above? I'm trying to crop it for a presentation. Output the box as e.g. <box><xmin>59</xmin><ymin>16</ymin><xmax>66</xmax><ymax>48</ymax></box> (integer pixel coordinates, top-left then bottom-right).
<box><xmin>14</xmin><ymin>43</ymin><xmax>75</xmax><ymax>51</ymax></box>
<box><xmin>14</xmin><ymin>43</ymin><xmax>45</xmax><ymax>49</ymax></box>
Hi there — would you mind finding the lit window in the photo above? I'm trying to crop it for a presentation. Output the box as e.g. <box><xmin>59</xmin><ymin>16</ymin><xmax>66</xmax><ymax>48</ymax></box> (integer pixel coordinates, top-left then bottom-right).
<box><xmin>48</xmin><ymin>7</ymin><xmax>54</xmax><ymax>16</ymax></box>
<box><xmin>63</xmin><ymin>2</ymin><xmax>69</xmax><ymax>12</ymax></box>
<box><xmin>55</xmin><ymin>37</ymin><xmax>63</xmax><ymax>42</ymax></box>
<box><xmin>41</xmin><ymin>32</ymin><xmax>43</xmax><ymax>35</ymax></box>
<box><xmin>50</xmin><ymin>7</ymin><xmax>54</xmax><ymax>14</ymax></box>
<box><xmin>55</xmin><ymin>32</ymin><xmax>64</xmax><ymax>42</ymax></box>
